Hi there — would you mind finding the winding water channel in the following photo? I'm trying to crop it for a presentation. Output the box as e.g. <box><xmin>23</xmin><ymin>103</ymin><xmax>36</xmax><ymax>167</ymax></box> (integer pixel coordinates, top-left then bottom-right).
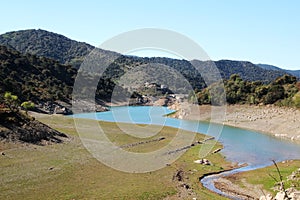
<box><xmin>72</xmin><ymin>106</ymin><xmax>300</xmax><ymax>199</ymax></box>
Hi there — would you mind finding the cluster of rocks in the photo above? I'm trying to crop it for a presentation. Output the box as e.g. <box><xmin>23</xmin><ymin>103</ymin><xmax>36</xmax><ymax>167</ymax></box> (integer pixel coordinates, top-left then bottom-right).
<box><xmin>129</xmin><ymin>95</ymin><xmax>177</xmax><ymax>107</ymax></box>
<box><xmin>231</xmin><ymin>105</ymin><xmax>292</xmax><ymax>122</ymax></box>
<box><xmin>119</xmin><ymin>137</ymin><xmax>165</xmax><ymax>148</ymax></box>
<box><xmin>274</xmin><ymin>134</ymin><xmax>300</xmax><ymax>141</ymax></box>
<box><xmin>288</xmin><ymin>168</ymin><xmax>300</xmax><ymax>184</ymax></box>
<box><xmin>164</xmin><ymin>137</ymin><xmax>214</xmax><ymax>156</ymax></box>
<box><xmin>260</xmin><ymin>168</ymin><xmax>300</xmax><ymax>200</ymax></box>
<box><xmin>165</xmin><ymin>144</ymin><xmax>192</xmax><ymax>155</ymax></box>
<box><xmin>260</xmin><ymin>190</ymin><xmax>300</xmax><ymax>200</ymax></box>
<box><xmin>70</xmin><ymin>100</ymin><xmax>109</xmax><ymax>113</ymax></box>
<box><xmin>172</xmin><ymin>169</ymin><xmax>197</xmax><ymax>199</ymax></box>
<box><xmin>0</xmin><ymin>111</ymin><xmax>67</xmax><ymax>144</ymax></box>
<box><xmin>224</xmin><ymin>105</ymin><xmax>300</xmax><ymax>142</ymax></box>
<box><xmin>37</xmin><ymin>101</ymin><xmax>72</xmax><ymax>114</ymax></box>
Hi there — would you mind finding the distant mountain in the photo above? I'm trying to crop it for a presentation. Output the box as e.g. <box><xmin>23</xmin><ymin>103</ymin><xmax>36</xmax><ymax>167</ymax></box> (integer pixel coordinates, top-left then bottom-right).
<box><xmin>213</xmin><ymin>60</ymin><xmax>288</xmax><ymax>82</ymax></box>
<box><xmin>256</xmin><ymin>64</ymin><xmax>283</xmax><ymax>71</ymax></box>
<box><xmin>0</xmin><ymin>29</ymin><xmax>112</xmax><ymax>69</ymax></box>
<box><xmin>92</xmin><ymin>56</ymin><xmax>289</xmax><ymax>93</ymax></box>
<box><xmin>257</xmin><ymin>64</ymin><xmax>300</xmax><ymax>78</ymax></box>
<box><xmin>286</xmin><ymin>69</ymin><xmax>300</xmax><ymax>78</ymax></box>
<box><xmin>0</xmin><ymin>29</ymin><xmax>294</xmax><ymax>91</ymax></box>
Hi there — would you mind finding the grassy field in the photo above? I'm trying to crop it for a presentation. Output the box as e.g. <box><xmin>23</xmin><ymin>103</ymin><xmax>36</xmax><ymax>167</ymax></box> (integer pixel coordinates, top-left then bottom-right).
<box><xmin>0</xmin><ymin>114</ymin><xmax>234</xmax><ymax>200</ymax></box>
<box><xmin>225</xmin><ymin>160</ymin><xmax>300</xmax><ymax>196</ymax></box>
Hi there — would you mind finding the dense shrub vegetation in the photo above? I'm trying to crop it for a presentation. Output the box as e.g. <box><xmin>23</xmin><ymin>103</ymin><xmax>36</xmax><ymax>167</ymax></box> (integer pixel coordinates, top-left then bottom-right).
<box><xmin>0</xmin><ymin>45</ymin><xmax>76</xmax><ymax>102</ymax></box>
<box><xmin>0</xmin><ymin>45</ymin><xmax>126</xmax><ymax>105</ymax></box>
<box><xmin>195</xmin><ymin>74</ymin><xmax>300</xmax><ymax>107</ymax></box>
<box><xmin>0</xmin><ymin>29</ymin><xmax>94</xmax><ymax>69</ymax></box>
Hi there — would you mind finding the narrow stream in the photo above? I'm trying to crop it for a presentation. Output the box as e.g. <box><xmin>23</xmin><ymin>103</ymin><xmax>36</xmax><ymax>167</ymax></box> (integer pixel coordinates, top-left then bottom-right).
<box><xmin>201</xmin><ymin>164</ymin><xmax>271</xmax><ymax>199</ymax></box>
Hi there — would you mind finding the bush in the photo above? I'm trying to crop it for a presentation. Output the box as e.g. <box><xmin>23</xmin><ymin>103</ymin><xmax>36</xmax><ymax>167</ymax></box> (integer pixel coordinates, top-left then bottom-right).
<box><xmin>21</xmin><ymin>101</ymin><xmax>35</xmax><ymax>111</ymax></box>
<box><xmin>3</xmin><ymin>92</ymin><xmax>19</xmax><ymax>112</ymax></box>
<box><xmin>293</xmin><ymin>92</ymin><xmax>300</xmax><ymax>108</ymax></box>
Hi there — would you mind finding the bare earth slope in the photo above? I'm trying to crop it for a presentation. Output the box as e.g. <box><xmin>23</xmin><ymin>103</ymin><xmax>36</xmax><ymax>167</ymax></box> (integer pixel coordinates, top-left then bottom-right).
<box><xmin>171</xmin><ymin>104</ymin><xmax>300</xmax><ymax>142</ymax></box>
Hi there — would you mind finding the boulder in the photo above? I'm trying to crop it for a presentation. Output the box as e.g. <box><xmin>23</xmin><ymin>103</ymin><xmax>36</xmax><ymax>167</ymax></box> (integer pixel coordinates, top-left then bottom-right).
<box><xmin>193</xmin><ymin>159</ymin><xmax>211</xmax><ymax>165</ymax></box>
<box><xmin>203</xmin><ymin>159</ymin><xmax>211</xmax><ymax>165</ymax></box>
<box><xmin>274</xmin><ymin>191</ymin><xmax>286</xmax><ymax>200</ymax></box>
<box><xmin>193</xmin><ymin>159</ymin><xmax>203</xmax><ymax>164</ymax></box>
<box><xmin>259</xmin><ymin>194</ymin><xmax>273</xmax><ymax>200</ymax></box>
<box><xmin>289</xmin><ymin>192</ymin><xmax>300</xmax><ymax>200</ymax></box>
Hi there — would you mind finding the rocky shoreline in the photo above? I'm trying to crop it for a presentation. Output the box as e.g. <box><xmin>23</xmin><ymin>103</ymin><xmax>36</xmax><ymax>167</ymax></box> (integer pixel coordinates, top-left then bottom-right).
<box><xmin>169</xmin><ymin>103</ymin><xmax>300</xmax><ymax>142</ymax></box>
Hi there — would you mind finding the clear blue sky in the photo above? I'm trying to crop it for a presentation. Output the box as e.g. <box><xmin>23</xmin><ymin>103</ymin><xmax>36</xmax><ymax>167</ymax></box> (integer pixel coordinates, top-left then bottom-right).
<box><xmin>1</xmin><ymin>0</ymin><xmax>299</xmax><ymax>70</ymax></box>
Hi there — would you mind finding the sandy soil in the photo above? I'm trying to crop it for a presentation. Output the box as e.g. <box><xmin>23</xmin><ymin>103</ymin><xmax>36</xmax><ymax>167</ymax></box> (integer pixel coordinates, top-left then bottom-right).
<box><xmin>169</xmin><ymin>103</ymin><xmax>300</xmax><ymax>142</ymax></box>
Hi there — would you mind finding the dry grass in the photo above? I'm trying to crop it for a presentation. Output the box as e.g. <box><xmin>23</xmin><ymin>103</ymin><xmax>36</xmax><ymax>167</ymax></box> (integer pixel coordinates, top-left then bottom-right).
<box><xmin>0</xmin><ymin>114</ymin><xmax>232</xmax><ymax>200</ymax></box>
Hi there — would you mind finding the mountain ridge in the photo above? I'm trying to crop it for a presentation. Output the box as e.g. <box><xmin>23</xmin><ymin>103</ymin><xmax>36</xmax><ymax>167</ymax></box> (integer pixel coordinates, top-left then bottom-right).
<box><xmin>0</xmin><ymin>29</ymin><xmax>95</xmax><ymax>69</ymax></box>
<box><xmin>257</xmin><ymin>63</ymin><xmax>300</xmax><ymax>78</ymax></box>
<box><xmin>1</xmin><ymin>29</ymin><xmax>297</xmax><ymax>73</ymax></box>
<box><xmin>0</xmin><ymin>29</ymin><xmax>295</xmax><ymax>92</ymax></box>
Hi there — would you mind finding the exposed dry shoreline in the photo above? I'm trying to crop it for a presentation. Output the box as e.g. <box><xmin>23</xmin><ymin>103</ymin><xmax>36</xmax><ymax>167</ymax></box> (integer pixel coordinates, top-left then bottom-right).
<box><xmin>177</xmin><ymin>104</ymin><xmax>300</xmax><ymax>199</ymax></box>
<box><xmin>30</xmin><ymin>104</ymin><xmax>300</xmax><ymax>199</ymax></box>
<box><xmin>169</xmin><ymin>103</ymin><xmax>300</xmax><ymax>142</ymax></box>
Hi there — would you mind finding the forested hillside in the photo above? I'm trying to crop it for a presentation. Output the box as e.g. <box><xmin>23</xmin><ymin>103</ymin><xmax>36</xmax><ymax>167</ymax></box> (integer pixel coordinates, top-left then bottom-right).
<box><xmin>0</xmin><ymin>45</ymin><xmax>76</xmax><ymax>102</ymax></box>
<box><xmin>195</xmin><ymin>74</ymin><xmax>300</xmax><ymax>107</ymax></box>
<box><xmin>0</xmin><ymin>29</ymin><xmax>291</xmax><ymax>88</ymax></box>
<box><xmin>1</xmin><ymin>29</ymin><xmax>298</xmax><ymax>109</ymax></box>
<box><xmin>0</xmin><ymin>46</ymin><xmax>122</xmax><ymax>104</ymax></box>
<box><xmin>0</xmin><ymin>29</ymin><xmax>95</xmax><ymax>69</ymax></box>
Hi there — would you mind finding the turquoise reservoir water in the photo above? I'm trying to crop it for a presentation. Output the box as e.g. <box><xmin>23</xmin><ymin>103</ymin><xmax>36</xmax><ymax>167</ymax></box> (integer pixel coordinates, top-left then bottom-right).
<box><xmin>72</xmin><ymin>106</ymin><xmax>300</xmax><ymax>167</ymax></box>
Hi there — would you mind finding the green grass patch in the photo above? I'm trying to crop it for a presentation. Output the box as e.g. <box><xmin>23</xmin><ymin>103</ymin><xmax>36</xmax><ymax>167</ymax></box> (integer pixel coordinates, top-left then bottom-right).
<box><xmin>226</xmin><ymin>160</ymin><xmax>300</xmax><ymax>196</ymax></box>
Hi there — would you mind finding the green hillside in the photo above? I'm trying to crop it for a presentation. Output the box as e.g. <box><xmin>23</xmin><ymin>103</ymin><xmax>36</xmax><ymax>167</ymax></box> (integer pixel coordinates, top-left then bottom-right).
<box><xmin>0</xmin><ymin>29</ymin><xmax>291</xmax><ymax>90</ymax></box>
<box><xmin>0</xmin><ymin>45</ymin><xmax>76</xmax><ymax>102</ymax></box>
